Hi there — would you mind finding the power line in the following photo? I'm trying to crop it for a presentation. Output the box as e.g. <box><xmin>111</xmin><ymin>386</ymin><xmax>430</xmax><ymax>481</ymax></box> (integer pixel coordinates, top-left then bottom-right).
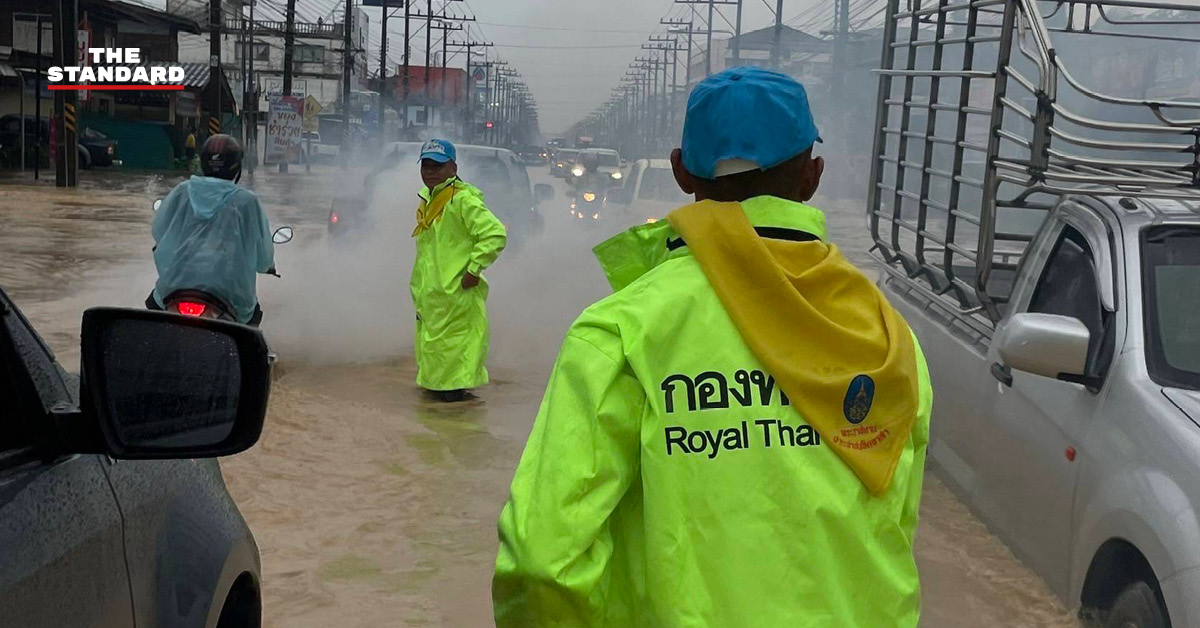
<box><xmin>493</xmin><ymin>42</ymin><xmax>647</xmax><ymax>50</ymax></box>
<box><xmin>473</xmin><ymin>20</ymin><xmax>657</xmax><ymax>34</ymax></box>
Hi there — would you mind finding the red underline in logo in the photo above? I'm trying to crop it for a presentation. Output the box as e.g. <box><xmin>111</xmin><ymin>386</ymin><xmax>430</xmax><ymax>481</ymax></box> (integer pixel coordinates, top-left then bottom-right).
<box><xmin>48</xmin><ymin>85</ymin><xmax>185</xmax><ymax>91</ymax></box>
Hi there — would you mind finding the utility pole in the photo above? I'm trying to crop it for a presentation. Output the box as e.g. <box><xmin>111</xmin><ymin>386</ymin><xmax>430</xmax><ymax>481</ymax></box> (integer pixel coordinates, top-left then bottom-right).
<box><xmin>832</xmin><ymin>0</ymin><xmax>850</xmax><ymax>93</ymax></box>
<box><xmin>771</xmin><ymin>0</ymin><xmax>784</xmax><ymax>70</ymax></box>
<box><xmin>379</xmin><ymin>0</ymin><xmax>389</xmax><ymax>84</ymax></box>
<box><xmin>407</xmin><ymin>2</ymin><xmax>468</xmax><ymax>128</ymax></box>
<box><xmin>378</xmin><ymin>0</ymin><xmax>390</xmax><ymax>134</ymax></box>
<box><xmin>706</xmin><ymin>0</ymin><xmax>714</xmax><ymax>75</ymax></box>
<box><xmin>247</xmin><ymin>0</ymin><xmax>257</xmax><ymax>173</ymax></box>
<box><xmin>668</xmin><ymin>2</ymin><xmax>736</xmax><ymax>79</ymax></box>
<box><xmin>52</xmin><ymin>0</ymin><xmax>78</xmax><ymax>187</ymax></box>
<box><xmin>449</xmin><ymin>35</ymin><xmax>491</xmax><ymax>141</ymax></box>
<box><xmin>428</xmin><ymin>20</ymin><xmax>465</xmax><ymax>117</ymax></box>
<box><xmin>209</xmin><ymin>0</ymin><xmax>222</xmax><ymax>137</ymax></box>
<box><xmin>33</xmin><ymin>16</ymin><xmax>44</xmax><ymax>180</ymax></box>
<box><xmin>281</xmin><ymin>0</ymin><xmax>296</xmax><ymax>172</ymax></box>
<box><xmin>733</xmin><ymin>0</ymin><xmax>743</xmax><ymax>63</ymax></box>
<box><xmin>402</xmin><ymin>0</ymin><xmax>410</xmax><ymax>113</ymax></box>
<box><xmin>662</xmin><ymin>18</ymin><xmax>695</xmax><ymax>87</ymax></box>
<box><xmin>424</xmin><ymin>0</ymin><xmax>432</xmax><ymax>123</ymax></box>
<box><xmin>490</xmin><ymin>61</ymin><xmax>508</xmax><ymax>145</ymax></box>
<box><xmin>342</xmin><ymin>0</ymin><xmax>353</xmax><ymax>166</ymax></box>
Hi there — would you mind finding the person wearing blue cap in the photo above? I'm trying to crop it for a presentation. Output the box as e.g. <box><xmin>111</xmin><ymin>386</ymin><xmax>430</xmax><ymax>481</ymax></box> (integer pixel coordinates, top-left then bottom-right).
<box><xmin>494</xmin><ymin>67</ymin><xmax>930</xmax><ymax>627</ymax></box>
<box><xmin>410</xmin><ymin>138</ymin><xmax>507</xmax><ymax>403</ymax></box>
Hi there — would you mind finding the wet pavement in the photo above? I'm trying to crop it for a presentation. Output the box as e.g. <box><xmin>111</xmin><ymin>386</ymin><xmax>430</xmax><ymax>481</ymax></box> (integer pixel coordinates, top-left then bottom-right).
<box><xmin>0</xmin><ymin>164</ymin><xmax>1081</xmax><ymax>627</ymax></box>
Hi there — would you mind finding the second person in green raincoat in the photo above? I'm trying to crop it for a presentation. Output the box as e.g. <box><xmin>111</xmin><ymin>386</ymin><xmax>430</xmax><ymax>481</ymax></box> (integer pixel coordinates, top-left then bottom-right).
<box><xmin>411</xmin><ymin>139</ymin><xmax>507</xmax><ymax>402</ymax></box>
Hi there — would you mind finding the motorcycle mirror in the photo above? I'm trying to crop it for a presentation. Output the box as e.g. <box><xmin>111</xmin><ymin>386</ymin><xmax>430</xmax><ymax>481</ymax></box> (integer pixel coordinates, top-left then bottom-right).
<box><xmin>153</xmin><ymin>199</ymin><xmax>163</xmax><ymax>212</ymax></box>
<box><xmin>272</xmin><ymin>227</ymin><xmax>294</xmax><ymax>244</ymax></box>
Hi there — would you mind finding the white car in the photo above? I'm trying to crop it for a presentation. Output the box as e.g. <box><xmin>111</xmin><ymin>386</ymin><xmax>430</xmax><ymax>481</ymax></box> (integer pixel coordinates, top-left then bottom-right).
<box><xmin>605</xmin><ymin>158</ymin><xmax>691</xmax><ymax>229</ymax></box>
<box><xmin>304</xmin><ymin>132</ymin><xmax>340</xmax><ymax>162</ymax></box>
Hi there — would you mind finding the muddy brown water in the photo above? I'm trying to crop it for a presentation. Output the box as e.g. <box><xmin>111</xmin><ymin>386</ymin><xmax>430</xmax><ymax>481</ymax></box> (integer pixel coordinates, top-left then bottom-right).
<box><xmin>0</xmin><ymin>167</ymin><xmax>1080</xmax><ymax>627</ymax></box>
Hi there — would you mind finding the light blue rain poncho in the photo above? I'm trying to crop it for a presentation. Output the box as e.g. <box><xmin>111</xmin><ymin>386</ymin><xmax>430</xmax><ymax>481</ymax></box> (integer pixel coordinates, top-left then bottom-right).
<box><xmin>152</xmin><ymin>176</ymin><xmax>275</xmax><ymax>323</ymax></box>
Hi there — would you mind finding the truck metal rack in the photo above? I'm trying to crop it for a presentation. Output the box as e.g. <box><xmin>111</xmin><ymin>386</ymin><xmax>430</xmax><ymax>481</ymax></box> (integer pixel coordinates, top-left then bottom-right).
<box><xmin>867</xmin><ymin>0</ymin><xmax>1200</xmax><ymax>331</ymax></box>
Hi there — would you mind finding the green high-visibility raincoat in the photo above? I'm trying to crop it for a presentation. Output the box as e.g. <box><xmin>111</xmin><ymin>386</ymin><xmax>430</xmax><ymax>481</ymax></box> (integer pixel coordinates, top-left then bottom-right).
<box><xmin>410</xmin><ymin>177</ymin><xmax>507</xmax><ymax>391</ymax></box>
<box><xmin>494</xmin><ymin>196</ymin><xmax>932</xmax><ymax>628</ymax></box>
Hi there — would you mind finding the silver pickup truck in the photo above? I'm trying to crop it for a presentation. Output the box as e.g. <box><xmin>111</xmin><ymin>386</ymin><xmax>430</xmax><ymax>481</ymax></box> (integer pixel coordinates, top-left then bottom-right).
<box><xmin>866</xmin><ymin>0</ymin><xmax>1200</xmax><ymax>626</ymax></box>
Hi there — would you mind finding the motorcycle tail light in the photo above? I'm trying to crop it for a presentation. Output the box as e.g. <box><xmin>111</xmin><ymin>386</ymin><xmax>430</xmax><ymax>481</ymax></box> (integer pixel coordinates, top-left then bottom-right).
<box><xmin>330</xmin><ymin>212</ymin><xmax>340</xmax><ymax>224</ymax></box>
<box><xmin>176</xmin><ymin>302</ymin><xmax>207</xmax><ymax>317</ymax></box>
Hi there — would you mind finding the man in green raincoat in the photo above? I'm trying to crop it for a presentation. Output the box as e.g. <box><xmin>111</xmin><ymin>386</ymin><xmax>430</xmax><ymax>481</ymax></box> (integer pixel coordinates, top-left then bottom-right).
<box><xmin>411</xmin><ymin>139</ymin><xmax>507</xmax><ymax>402</ymax></box>
<box><xmin>494</xmin><ymin>68</ymin><xmax>933</xmax><ymax>626</ymax></box>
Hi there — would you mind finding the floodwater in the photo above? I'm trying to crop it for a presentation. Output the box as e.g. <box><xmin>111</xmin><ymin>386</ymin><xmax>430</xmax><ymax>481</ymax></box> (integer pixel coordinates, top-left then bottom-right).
<box><xmin>0</xmin><ymin>164</ymin><xmax>1080</xmax><ymax>627</ymax></box>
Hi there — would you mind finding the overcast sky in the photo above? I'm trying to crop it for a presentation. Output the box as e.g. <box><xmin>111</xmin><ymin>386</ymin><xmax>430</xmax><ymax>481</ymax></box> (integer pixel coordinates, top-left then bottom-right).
<box><xmin>456</xmin><ymin>0</ymin><xmax>798</xmax><ymax>134</ymax></box>
<box><xmin>142</xmin><ymin>0</ymin><xmax>837</xmax><ymax>133</ymax></box>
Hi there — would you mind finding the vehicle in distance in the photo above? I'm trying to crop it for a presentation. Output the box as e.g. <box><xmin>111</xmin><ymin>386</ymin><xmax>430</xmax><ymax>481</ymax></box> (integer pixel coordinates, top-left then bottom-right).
<box><xmin>549</xmin><ymin>148</ymin><xmax>580</xmax><ymax>178</ymax></box>
<box><xmin>303</xmin><ymin>131</ymin><xmax>339</xmax><ymax>163</ymax></box>
<box><xmin>869</xmin><ymin>1</ymin><xmax>1200</xmax><ymax>627</ymax></box>
<box><xmin>567</xmin><ymin>148</ymin><xmax>623</xmax><ymax>183</ymax></box>
<box><xmin>0</xmin><ymin>287</ymin><xmax>273</xmax><ymax>627</ymax></box>
<box><xmin>78</xmin><ymin>127</ymin><xmax>120</xmax><ymax>168</ymax></box>
<box><xmin>515</xmin><ymin>145</ymin><xmax>548</xmax><ymax>165</ymax></box>
<box><xmin>605</xmin><ymin>158</ymin><xmax>690</xmax><ymax>228</ymax></box>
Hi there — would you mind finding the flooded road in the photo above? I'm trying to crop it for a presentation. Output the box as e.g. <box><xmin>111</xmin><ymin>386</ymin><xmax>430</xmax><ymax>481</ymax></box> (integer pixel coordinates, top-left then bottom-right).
<box><xmin>0</xmin><ymin>165</ymin><xmax>1080</xmax><ymax>627</ymax></box>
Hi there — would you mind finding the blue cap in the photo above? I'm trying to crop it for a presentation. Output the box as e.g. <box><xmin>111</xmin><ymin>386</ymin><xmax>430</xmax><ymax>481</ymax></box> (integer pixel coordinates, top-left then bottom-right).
<box><xmin>419</xmin><ymin>138</ymin><xmax>456</xmax><ymax>163</ymax></box>
<box><xmin>682</xmin><ymin>67</ymin><xmax>822</xmax><ymax>180</ymax></box>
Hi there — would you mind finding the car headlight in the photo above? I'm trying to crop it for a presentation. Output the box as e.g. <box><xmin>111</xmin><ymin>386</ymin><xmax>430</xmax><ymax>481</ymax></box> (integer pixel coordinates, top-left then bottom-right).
<box><xmin>611</xmin><ymin>172</ymin><xmax>622</xmax><ymax>180</ymax></box>
<box><xmin>572</xmin><ymin>167</ymin><xmax>585</xmax><ymax>177</ymax></box>
<box><xmin>583</xmin><ymin>192</ymin><xmax>597</xmax><ymax>203</ymax></box>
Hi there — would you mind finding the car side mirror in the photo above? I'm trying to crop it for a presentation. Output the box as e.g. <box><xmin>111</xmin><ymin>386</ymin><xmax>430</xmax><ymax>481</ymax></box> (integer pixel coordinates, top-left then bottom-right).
<box><xmin>77</xmin><ymin>308</ymin><xmax>271</xmax><ymax>459</ymax></box>
<box><xmin>534</xmin><ymin>183</ymin><xmax>555</xmax><ymax>203</ymax></box>
<box><xmin>153</xmin><ymin>199</ymin><xmax>162</xmax><ymax>212</ymax></box>
<box><xmin>997</xmin><ymin>313</ymin><xmax>1091</xmax><ymax>383</ymax></box>
<box><xmin>272</xmin><ymin>226</ymin><xmax>294</xmax><ymax>244</ymax></box>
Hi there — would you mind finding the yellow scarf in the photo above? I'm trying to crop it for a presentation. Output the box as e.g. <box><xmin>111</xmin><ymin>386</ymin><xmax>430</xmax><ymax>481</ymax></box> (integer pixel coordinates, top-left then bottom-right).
<box><xmin>668</xmin><ymin>200</ymin><xmax>919</xmax><ymax>496</ymax></box>
<box><xmin>412</xmin><ymin>181</ymin><xmax>459</xmax><ymax>237</ymax></box>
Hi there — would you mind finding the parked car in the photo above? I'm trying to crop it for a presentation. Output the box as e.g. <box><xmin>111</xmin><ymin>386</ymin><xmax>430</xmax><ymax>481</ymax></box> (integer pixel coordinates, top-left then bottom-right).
<box><xmin>78</xmin><ymin>127</ymin><xmax>119</xmax><ymax>168</ymax></box>
<box><xmin>0</xmin><ymin>287</ymin><xmax>272</xmax><ymax>627</ymax></box>
<box><xmin>303</xmin><ymin>131</ymin><xmax>339</xmax><ymax>163</ymax></box>
<box><xmin>0</xmin><ymin>115</ymin><xmax>119</xmax><ymax>169</ymax></box>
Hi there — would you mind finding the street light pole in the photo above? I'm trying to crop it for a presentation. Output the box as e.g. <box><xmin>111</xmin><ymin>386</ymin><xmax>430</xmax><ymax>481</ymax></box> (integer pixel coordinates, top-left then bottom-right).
<box><xmin>772</xmin><ymin>0</ymin><xmax>784</xmax><ymax>69</ymax></box>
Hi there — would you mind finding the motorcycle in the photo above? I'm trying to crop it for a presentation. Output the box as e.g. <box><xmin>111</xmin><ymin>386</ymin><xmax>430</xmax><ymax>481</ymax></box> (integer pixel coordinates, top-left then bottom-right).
<box><xmin>569</xmin><ymin>188</ymin><xmax>603</xmax><ymax>223</ymax></box>
<box><xmin>150</xmin><ymin>199</ymin><xmax>294</xmax><ymax>326</ymax></box>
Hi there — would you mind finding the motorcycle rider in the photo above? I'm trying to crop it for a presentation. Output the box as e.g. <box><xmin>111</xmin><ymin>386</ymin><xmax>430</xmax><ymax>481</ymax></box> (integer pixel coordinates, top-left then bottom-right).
<box><xmin>148</xmin><ymin>134</ymin><xmax>275</xmax><ymax>326</ymax></box>
<box><xmin>569</xmin><ymin>151</ymin><xmax>613</xmax><ymax>204</ymax></box>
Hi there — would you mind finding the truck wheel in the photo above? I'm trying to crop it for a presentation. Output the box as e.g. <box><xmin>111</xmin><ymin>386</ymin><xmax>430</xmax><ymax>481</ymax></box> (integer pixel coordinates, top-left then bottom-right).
<box><xmin>1106</xmin><ymin>581</ymin><xmax>1167</xmax><ymax>628</ymax></box>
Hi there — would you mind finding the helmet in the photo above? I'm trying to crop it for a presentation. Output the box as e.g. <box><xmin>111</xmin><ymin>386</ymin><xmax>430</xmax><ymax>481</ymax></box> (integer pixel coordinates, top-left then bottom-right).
<box><xmin>200</xmin><ymin>134</ymin><xmax>244</xmax><ymax>181</ymax></box>
<box><xmin>580</xmin><ymin>152</ymin><xmax>600</xmax><ymax>172</ymax></box>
